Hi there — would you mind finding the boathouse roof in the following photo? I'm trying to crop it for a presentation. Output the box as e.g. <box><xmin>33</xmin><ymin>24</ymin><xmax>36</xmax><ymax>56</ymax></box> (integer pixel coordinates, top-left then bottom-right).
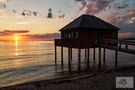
<box><xmin>59</xmin><ymin>14</ymin><xmax>119</xmax><ymax>31</ymax></box>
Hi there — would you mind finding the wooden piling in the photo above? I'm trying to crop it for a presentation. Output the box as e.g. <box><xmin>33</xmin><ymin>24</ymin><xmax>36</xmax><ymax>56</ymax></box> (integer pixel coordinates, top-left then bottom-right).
<box><xmin>85</xmin><ymin>48</ymin><xmax>87</xmax><ymax>62</ymax></box>
<box><xmin>55</xmin><ymin>46</ymin><xmax>57</xmax><ymax>65</ymax></box>
<box><xmin>93</xmin><ymin>48</ymin><xmax>96</xmax><ymax>63</ymax></box>
<box><xmin>70</xmin><ymin>48</ymin><xmax>72</xmax><ymax>64</ymax></box>
<box><xmin>115</xmin><ymin>50</ymin><xmax>118</xmax><ymax>68</ymax></box>
<box><xmin>87</xmin><ymin>48</ymin><xmax>90</xmax><ymax>69</ymax></box>
<box><xmin>119</xmin><ymin>41</ymin><xmax>122</xmax><ymax>48</ymax></box>
<box><xmin>61</xmin><ymin>46</ymin><xmax>63</xmax><ymax>68</ymax></box>
<box><xmin>98</xmin><ymin>47</ymin><xmax>101</xmax><ymax>70</ymax></box>
<box><xmin>78</xmin><ymin>49</ymin><xmax>81</xmax><ymax>71</ymax></box>
<box><xmin>68</xmin><ymin>48</ymin><xmax>71</xmax><ymax>71</ymax></box>
<box><xmin>103</xmin><ymin>47</ymin><xmax>106</xmax><ymax>64</ymax></box>
<box><xmin>125</xmin><ymin>44</ymin><xmax>128</xmax><ymax>49</ymax></box>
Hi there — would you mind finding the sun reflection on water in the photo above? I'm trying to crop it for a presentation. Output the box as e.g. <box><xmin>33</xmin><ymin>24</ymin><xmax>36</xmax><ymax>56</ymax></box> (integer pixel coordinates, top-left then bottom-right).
<box><xmin>14</xmin><ymin>37</ymin><xmax>19</xmax><ymax>56</ymax></box>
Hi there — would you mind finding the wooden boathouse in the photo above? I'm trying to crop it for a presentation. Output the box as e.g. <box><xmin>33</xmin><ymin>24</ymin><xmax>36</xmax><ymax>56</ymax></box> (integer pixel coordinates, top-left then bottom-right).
<box><xmin>54</xmin><ymin>14</ymin><xmax>120</xmax><ymax>71</ymax></box>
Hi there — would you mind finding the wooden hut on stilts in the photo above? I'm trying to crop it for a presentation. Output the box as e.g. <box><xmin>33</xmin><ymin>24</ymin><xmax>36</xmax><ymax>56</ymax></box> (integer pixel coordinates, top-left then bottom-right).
<box><xmin>54</xmin><ymin>14</ymin><xmax>119</xmax><ymax>71</ymax></box>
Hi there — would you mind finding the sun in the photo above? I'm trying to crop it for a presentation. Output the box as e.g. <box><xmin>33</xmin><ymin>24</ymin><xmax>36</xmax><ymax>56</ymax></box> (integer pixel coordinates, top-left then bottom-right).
<box><xmin>13</xmin><ymin>35</ymin><xmax>20</xmax><ymax>41</ymax></box>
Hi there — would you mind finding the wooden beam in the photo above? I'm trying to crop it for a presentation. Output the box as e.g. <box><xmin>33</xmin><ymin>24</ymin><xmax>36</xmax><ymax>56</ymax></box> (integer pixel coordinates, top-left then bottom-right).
<box><xmin>87</xmin><ymin>48</ymin><xmax>90</xmax><ymax>69</ymax></box>
<box><xmin>78</xmin><ymin>49</ymin><xmax>81</xmax><ymax>71</ymax></box>
<box><xmin>98</xmin><ymin>47</ymin><xmax>101</xmax><ymax>70</ymax></box>
<box><xmin>68</xmin><ymin>48</ymin><xmax>71</xmax><ymax>71</ymax></box>
<box><xmin>85</xmin><ymin>48</ymin><xmax>87</xmax><ymax>62</ymax></box>
<box><xmin>61</xmin><ymin>46</ymin><xmax>63</xmax><ymax>68</ymax></box>
<box><xmin>103</xmin><ymin>47</ymin><xmax>106</xmax><ymax>64</ymax></box>
<box><xmin>70</xmin><ymin>48</ymin><xmax>72</xmax><ymax>65</ymax></box>
<box><xmin>93</xmin><ymin>48</ymin><xmax>96</xmax><ymax>63</ymax></box>
<box><xmin>115</xmin><ymin>50</ymin><xmax>118</xmax><ymax>68</ymax></box>
<box><xmin>98</xmin><ymin>45</ymin><xmax>135</xmax><ymax>55</ymax></box>
<box><xmin>125</xmin><ymin>44</ymin><xmax>128</xmax><ymax>49</ymax></box>
<box><xmin>55</xmin><ymin>46</ymin><xmax>57</xmax><ymax>65</ymax></box>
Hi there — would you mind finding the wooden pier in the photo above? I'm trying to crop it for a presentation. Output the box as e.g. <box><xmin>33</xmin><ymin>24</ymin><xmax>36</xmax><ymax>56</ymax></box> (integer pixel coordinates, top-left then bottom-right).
<box><xmin>55</xmin><ymin>38</ymin><xmax>135</xmax><ymax>71</ymax></box>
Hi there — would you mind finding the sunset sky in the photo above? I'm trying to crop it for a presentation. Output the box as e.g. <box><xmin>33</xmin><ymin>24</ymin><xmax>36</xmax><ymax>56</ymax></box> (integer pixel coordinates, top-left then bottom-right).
<box><xmin>0</xmin><ymin>0</ymin><xmax>135</xmax><ymax>40</ymax></box>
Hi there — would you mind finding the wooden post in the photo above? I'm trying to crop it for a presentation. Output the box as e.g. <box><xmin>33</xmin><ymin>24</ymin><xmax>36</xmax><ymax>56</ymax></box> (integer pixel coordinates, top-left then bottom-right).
<box><xmin>85</xmin><ymin>48</ymin><xmax>87</xmax><ymax>62</ymax></box>
<box><xmin>98</xmin><ymin>47</ymin><xmax>101</xmax><ymax>70</ymax></box>
<box><xmin>70</xmin><ymin>48</ymin><xmax>72</xmax><ymax>64</ymax></box>
<box><xmin>68</xmin><ymin>48</ymin><xmax>71</xmax><ymax>71</ymax></box>
<box><xmin>55</xmin><ymin>46</ymin><xmax>57</xmax><ymax>65</ymax></box>
<box><xmin>93</xmin><ymin>48</ymin><xmax>96</xmax><ymax>63</ymax></box>
<box><xmin>87</xmin><ymin>48</ymin><xmax>90</xmax><ymax>69</ymax></box>
<box><xmin>61</xmin><ymin>46</ymin><xmax>63</xmax><ymax>68</ymax></box>
<box><xmin>103</xmin><ymin>47</ymin><xmax>106</xmax><ymax>64</ymax></box>
<box><xmin>115</xmin><ymin>50</ymin><xmax>118</xmax><ymax>68</ymax></box>
<box><xmin>103</xmin><ymin>47</ymin><xmax>106</xmax><ymax>69</ymax></box>
<box><xmin>119</xmin><ymin>41</ymin><xmax>122</xmax><ymax>48</ymax></box>
<box><xmin>125</xmin><ymin>44</ymin><xmax>128</xmax><ymax>49</ymax></box>
<box><xmin>78</xmin><ymin>49</ymin><xmax>81</xmax><ymax>71</ymax></box>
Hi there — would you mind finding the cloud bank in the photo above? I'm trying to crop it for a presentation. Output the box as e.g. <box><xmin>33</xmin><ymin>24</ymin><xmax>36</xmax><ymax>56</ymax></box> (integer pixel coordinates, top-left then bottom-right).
<box><xmin>75</xmin><ymin>0</ymin><xmax>135</xmax><ymax>38</ymax></box>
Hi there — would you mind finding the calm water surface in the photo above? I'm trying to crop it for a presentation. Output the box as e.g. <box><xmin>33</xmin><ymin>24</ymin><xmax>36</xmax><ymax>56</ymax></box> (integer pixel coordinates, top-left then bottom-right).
<box><xmin>0</xmin><ymin>41</ymin><xmax>135</xmax><ymax>87</ymax></box>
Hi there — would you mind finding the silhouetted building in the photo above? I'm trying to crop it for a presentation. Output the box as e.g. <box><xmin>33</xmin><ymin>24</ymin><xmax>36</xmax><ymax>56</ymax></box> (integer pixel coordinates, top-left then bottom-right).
<box><xmin>55</xmin><ymin>14</ymin><xmax>119</xmax><ymax>48</ymax></box>
<box><xmin>54</xmin><ymin>14</ymin><xmax>120</xmax><ymax>71</ymax></box>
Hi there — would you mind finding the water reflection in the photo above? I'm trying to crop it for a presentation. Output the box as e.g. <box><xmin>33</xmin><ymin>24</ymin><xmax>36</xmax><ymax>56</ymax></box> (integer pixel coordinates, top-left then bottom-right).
<box><xmin>15</xmin><ymin>40</ymin><xmax>19</xmax><ymax>56</ymax></box>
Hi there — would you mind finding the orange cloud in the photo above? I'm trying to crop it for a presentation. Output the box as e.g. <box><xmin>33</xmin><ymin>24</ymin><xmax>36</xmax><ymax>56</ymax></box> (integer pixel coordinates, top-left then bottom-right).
<box><xmin>4</xmin><ymin>30</ymin><xmax>29</xmax><ymax>34</ymax></box>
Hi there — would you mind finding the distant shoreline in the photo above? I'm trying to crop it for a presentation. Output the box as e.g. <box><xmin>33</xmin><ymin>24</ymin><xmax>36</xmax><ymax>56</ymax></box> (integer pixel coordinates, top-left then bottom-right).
<box><xmin>0</xmin><ymin>40</ymin><xmax>54</xmax><ymax>42</ymax></box>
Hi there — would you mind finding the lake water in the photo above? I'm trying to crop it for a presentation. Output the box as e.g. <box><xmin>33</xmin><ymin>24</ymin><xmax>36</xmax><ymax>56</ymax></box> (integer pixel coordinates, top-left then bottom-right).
<box><xmin>0</xmin><ymin>41</ymin><xmax>135</xmax><ymax>87</ymax></box>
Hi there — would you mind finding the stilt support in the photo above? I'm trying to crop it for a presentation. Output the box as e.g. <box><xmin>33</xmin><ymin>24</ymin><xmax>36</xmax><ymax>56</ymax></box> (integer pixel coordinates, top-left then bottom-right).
<box><xmin>55</xmin><ymin>46</ymin><xmax>57</xmax><ymax>65</ymax></box>
<box><xmin>78</xmin><ymin>49</ymin><xmax>81</xmax><ymax>71</ymax></box>
<box><xmin>61</xmin><ymin>46</ymin><xmax>63</xmax><ymax>68</ymax></box>
<box><xmin>115</xmin><ymin>50</ymin><xmax>118</xmax><ymax>68</ymax></box>
<box><xmin>87</xmin><ymin>48</ymin><xmax>90</xmax><ymax>69</ymax></box>
<box><xmin>70</xmin><ymin>48</ymin><xmax>72</xmax><ymax>65</ymax></box>
<box><xmin>93</xmin><ymin>48</ymin><xmax>96</xmax><ymax>63</ymax></box>
<box><xmin>103</xmin><ymin>47</ymin><xmax>106</xmax><ymax>64</ymax></box>
<box><xmin>85</xmin><ymin>49</ymin><xmax>87</xmax><ymax>62</ymax></box>
<box><xmin>98</xmin><ymin>47</ymin><xmax>101</xmax><ymax>70</ymax></box>
<box><xmin>68</xmin><ymin>48</ymin><xmax>71</xmax><ymax>71</ymax></box>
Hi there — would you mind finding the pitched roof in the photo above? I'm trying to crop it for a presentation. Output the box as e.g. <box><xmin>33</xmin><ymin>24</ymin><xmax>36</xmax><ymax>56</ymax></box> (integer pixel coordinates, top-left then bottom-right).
<box><xmin>59</xmin><ymin>14</ymin><xmax>119</xmax><ymax>31</ymax></box>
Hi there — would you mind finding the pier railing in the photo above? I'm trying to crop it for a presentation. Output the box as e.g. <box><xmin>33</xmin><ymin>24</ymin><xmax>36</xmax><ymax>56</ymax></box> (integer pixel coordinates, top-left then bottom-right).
<box><xmin>98</xmin><ymin>38</ymin><xmax>135</xmax><ymax>55</ymax></box>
